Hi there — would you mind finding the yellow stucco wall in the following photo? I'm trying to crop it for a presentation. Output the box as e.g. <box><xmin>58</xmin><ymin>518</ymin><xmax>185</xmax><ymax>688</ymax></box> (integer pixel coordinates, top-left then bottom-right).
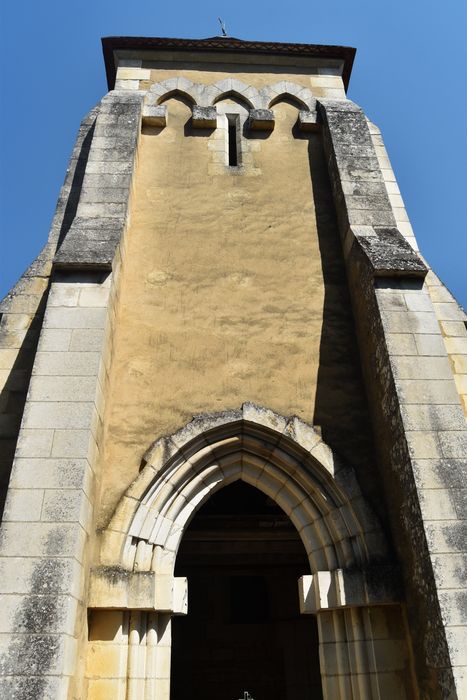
<box><xmin>95</xmin><ymin>69</ymin><xmax>374</xmax><ymax>528</ymax></box>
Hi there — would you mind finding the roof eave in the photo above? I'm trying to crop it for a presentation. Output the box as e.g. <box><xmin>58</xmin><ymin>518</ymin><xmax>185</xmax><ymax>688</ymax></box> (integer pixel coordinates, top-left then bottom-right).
<box><xmin>101</xmin><ymin>35</ymin><xmax>356</xmax><ymax>91</ymax></box>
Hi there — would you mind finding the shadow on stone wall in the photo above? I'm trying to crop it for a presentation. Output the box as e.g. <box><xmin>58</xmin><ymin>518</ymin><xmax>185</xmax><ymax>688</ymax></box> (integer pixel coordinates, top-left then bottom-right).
<box><xmin>0</xmin><ymin>287</ymin><xmax>48</xmax><ymax>522</ymax></box>
<box><xmin>304</xmin><ymin>132</ymin><xmax>391</xmax><ymax>536</ymax></box>
<box><xmin>56</xmin><ymin>121</ymin><xmax>95</xmax><ymax>250</ymax></box>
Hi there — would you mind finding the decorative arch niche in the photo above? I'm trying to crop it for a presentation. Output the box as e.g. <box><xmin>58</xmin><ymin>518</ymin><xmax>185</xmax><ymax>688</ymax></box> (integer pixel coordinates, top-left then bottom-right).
<box><xmin>86</xmin><ymin>404</ymin><xmax>417</xmax><ymax>700</ymax></box>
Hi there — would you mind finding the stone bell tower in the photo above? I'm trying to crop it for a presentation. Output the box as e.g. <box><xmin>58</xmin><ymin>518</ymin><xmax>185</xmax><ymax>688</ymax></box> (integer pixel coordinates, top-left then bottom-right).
<box><xmin>0</xmin><ymin>35</ymin><xmax>466</xmax><ymax>700</ymax></box>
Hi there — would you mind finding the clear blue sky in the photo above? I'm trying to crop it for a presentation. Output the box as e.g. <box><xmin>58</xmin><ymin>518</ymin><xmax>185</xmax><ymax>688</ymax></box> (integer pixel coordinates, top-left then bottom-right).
<box><xmin>1</xmin><ymin>0</ymin><xmax>466</xmax><ymax>307</ymax></box>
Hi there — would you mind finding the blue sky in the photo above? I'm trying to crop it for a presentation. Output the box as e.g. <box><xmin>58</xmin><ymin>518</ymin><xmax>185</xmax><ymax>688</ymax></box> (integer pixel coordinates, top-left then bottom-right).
<box><xmin>1</xmin><ymin>0</ymin><xmax>466</xmax><ymax>306</ymax></box>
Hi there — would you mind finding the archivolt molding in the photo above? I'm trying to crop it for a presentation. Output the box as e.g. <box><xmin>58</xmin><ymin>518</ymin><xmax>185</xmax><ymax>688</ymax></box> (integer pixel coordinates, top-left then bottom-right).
<box><xmin>210</xmin><ymin>78</ymin><xmax>260</xmax><ymax>108</ymax></box>
<box><xmin>146</xmin><ymin>77</ymin><xmax>200</xmax><ymax>105</ymax></box>
<box><xmin>144</xmin><ymin>78</ymin><xmax>317</xmax><ymax>113</ymax></box>
<box><xmin>101</xmin><ymin>404</ymin><xmax>387</xmax><ymax>577</ymax></box>
<box><xmin>267</xmin><ymin>81</ymin><xmax>316</xmax><ymax>110</ymax></box>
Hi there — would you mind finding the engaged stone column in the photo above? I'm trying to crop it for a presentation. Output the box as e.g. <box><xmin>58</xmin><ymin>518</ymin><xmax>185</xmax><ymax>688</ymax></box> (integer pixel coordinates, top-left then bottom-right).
<box><xmin>0</xmin><ymin>272</ymin><xmax>111</xmax><ymax>699</ymax></box>
<box><xmin>299</xmin><ymin>569</ymin><xmax>416</xmax><ymax>698</ymax></box>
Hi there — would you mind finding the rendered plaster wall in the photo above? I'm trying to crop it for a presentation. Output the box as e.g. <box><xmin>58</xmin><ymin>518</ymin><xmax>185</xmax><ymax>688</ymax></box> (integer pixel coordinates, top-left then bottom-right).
<box><xmin>95</xmin><ymin>86</ymin><xmax>376</xmax><ymax>528</ymax></box>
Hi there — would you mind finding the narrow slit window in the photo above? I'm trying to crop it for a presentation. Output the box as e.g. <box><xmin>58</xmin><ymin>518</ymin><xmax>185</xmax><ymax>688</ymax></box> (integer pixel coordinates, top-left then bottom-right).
<box><xmin>227</xmin><ymin>115</ymin><xmax>239</xmax><ymax>166</ymax></box>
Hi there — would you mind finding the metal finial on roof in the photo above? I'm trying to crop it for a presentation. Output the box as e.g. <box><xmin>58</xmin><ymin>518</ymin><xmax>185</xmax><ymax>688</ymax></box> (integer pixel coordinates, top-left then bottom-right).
<box><xmin>218</xmin><ymin>17</ymin><xmax>228</xmax><ymax>37</ymax></box>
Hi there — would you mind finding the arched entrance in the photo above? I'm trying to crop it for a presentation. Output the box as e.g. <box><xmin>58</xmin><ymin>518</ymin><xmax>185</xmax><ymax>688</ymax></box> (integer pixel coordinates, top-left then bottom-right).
<box><xmin>171</xmin><ymin>481</ymin><xmax>323</xmax><ymax>700</ymax></box>
<box><xmin>87</xmin><ymin>404</ymin><xmax>416</xmax><ymax>699</ymax></box>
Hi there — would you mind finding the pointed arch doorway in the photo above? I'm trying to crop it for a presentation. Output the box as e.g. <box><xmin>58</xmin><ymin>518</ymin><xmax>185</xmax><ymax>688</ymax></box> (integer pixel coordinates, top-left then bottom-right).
<box><xmin>171</xmin><ymin>481</ymin><xmax>323</xmax><ymax>700</ymax></box>
<box><xmin>88</xmin><ymin>405</ymin><xmax>416</xmax><ymax>700</ymax></box>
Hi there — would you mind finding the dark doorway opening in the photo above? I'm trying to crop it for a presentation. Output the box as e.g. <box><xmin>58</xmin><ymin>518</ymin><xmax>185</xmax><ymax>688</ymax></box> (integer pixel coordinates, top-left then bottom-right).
<box><xmin>171</xmin><ymin>481</ymin><xmax>323</xmax><ymax>700</ymax></box>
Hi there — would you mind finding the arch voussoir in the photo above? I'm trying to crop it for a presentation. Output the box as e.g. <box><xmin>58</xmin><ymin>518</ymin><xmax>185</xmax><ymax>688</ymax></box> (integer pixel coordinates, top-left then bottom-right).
<box><xmin>101</xmin><ymin>404</ymin><xmax>386</xmax><ymax>577</ymax></box>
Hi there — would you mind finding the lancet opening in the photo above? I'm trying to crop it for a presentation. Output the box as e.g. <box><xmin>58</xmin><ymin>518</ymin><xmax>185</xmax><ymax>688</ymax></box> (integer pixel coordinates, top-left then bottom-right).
<box><xmin>171</xmin><ymin>481</ymin><xmax>322</xmax><ymax>700</ymax></box>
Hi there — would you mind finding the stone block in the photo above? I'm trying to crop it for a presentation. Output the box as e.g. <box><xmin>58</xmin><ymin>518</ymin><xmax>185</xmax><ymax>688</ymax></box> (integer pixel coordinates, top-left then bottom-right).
<box><xmin>88</xmin><ymin>567</ymin><xmax>187</xmax><ymax>614</ymax></box>
<box><xmin>116</xmin><ymin>67</ymin><xmax>150</xmax><ymax>80</ymax></box>
<box><xmin>86</xmin><ymin>642</ymin><xmax>127</xmax><ymax>679</ymax></box>
<box><xmin>32</xmin><ymin>351</ymin><xmax>100</xmax><ymax>376</ymax></box>
<box><xmin>114</xmin><ymin>79</ymin><xmax>139</xmax><ymax>90</ymax></box>
<box><xmin>78</xmin><ymin>287</ymin><xmax>110</xmax><ymax>308</ymax></box>
<box><xmin>2</xmin><ymin>489</ymin><xmax>44</xmax><ymax>522</ymax></box>
<box><xmin>51</xmin><ymin>429</ymin><xmax>92</xmax><ymax>460</ymax></box>
<box><xmin>385</xmin><ymin>333</ymin><xmax>417</xmax><ymax>356</ymax></box>
<box><xmin>299</xmin><ymin>568</ymin><xmax>401</xmax><ymax>614</ymax></box>
<box><xmin>345</xmin><ymin>194</ymin><xmax>393</xmax><ymax>211</ymax></box>
<box><xmin>28</xmin><ymin>375</ymin><xmax>98</xmax><ymax>402</ymax></box>
<box><xmin>83</xmin><ymin>173</ymin><xmax>132</xmax><ymax>189</ymax></box>
<box><xmin>433</xmin><ymin>302</ymin><xmax>463</xmax><ymax>321</ymax></box>
<box><xmin>428</xmin><ymin>284</ymin><xmax>456</xmax><ymax>303</ymax></box>
<box><xmin>376</xmin><ymin>289</ymin><xmax>406</xmax><ymax>311</ymax></box>
<box><xmin>88</xmin><ymin>143</ymin><xmax>134</xmax><ymax>162</ymax></box>
<box><xmin>0</xmin><ymin>294</ymin><xmax>43</xmax><ymax>315</ymax></box>
<box><xmin>440</xmin><ymin>321</ymin><xmax>467</xmax><ymax>337</ymax></box>
<box><xmin>298</xmin><ymin>110</ymin><xmax>319</xmax><ymax>131</ymax></box>
<box><xmin>0</xmin><ymin>522</ymin><xmax>85</xmax><ymax>559</ymax></box>
<box><xmin>0</xmin><ymin>313</ymin><xmax>44</xmax><ymax>333</ymax></box>
<box><xmin>404</xmin><ymin>293</ymin><xmax>434</xmax><ymax>312</ymax></box>
<box><xmin>444</xmin><ymin>337</ymin><xmax>467</xmax><ymax>355</ymax></box>
<box><xmin>85</xmin><ymin>161</ymin><xmax>133</xmax><ymax>175</ymax></box>
<box><xmin>0</xmin><ymin>593</ymin><xmax>78</xmax><ymax>635</ymax></box>
<box><xmin>0</xmin><ymin>349</ymin><xmax>20</xmax><ymax>369</ymax></box>
<box><xmin>392</xmin><ymin>207</ymin><xmax>409</xmax><ymax>222</ymax></box>
<box><xmin>388</xmin><ymin>193</ymin><xmax>405</xmax><ymax>209</ymax></box>
<box><xmin>23</xmin><ymin>402</ymin><xmax>95</xmax><ymax>430</ymax></box>
<box><xmin>80</xmin><ymin>187</ymin><xmax>128</xmax><ymax>204</ymax></box>
<box><xmin>418</xmin><ymin>487</ymin><xmax>458</xmax><ymax>520</ymax></box>
<box><xmin>438</xmin><ymin>590</ymin><xmax>467</xmax><ymax>626</ymax></box>
<box><xmin>0</xmin><ymin>631</ymin><xmax>77</xmax><ymax>677</ymax></box>
<box><xmin>41</xmin><ymin>489</ymin><xmax>91</xmax><ymax>530</ymax></box>
<box><xmin>454</xmin><ymin>374</ymin><xmax>467</xmax><ymax>395</ymax></box>
<box><xmin>414</xmin><ymin>334</ymin><xmax>447</xmax><ymax>356</ymax></box>
<box><xmin>283</xmin><ymin>416</ymin><xmax>321</xmax><ymax>453</ymax></box>
<box><xmin>355</xmin><ymin>228</ymin><xmax>426</xmax><ymax>276</ymax></box>
<box><xmin>15</xmin><ymin>429</ymin><xmax>54</xmax><ymax>458</ymax></box>
<box><xmin>142</xmin><ymin>104</ymin><xmax>167</xmax><ymax>127</ymax></box>
<box><xmin>432</xmin><ymin>553</ymin><xmax>467</xmax><ymax>590</ymax></box>
<box><xmin>445</xmin><ymin>627</ymin><xmax>467</xmax><ymax>667</ymax></box>
<box><xmin>0</xmin><ymin>329</ymin><xmax>28</xmax><ymax>350</ymax></box>
<box><xmin>391</xmin><ymin>355</ymin><xmax>452</xmax><ymax>380</ymax></box>
<box><xmin>69</xmin><ymin>328</ymin><xmax>105</xmax><ymax>352</ymax></box>
<box><xmin>43</xmin><ymin>307</ymin><xmax>107</xmax><ymax>330</ymax></box>
<box><xmin>412</xmin><ymin>458</ymin><xmax>467</xmax><ymax>490</ymax></box>
<box><xmin>47</xmin><ymin>286</ymin><xmax>80</xmax><ymax>308</ymax></box>
<box><xmin>438</xmin><ymin>431</ymin><xmax>467</xmax><ymax>458</ymax></box>
<box><xmin>192</xmin><ymin>106</ymin><xmax>217</xmax><ymax>129</ymax></box>
<box><xmin>400</xmin><ymin>404</ymin><xmax>467</xmax><ymax>431</ymax></box>
<box><xmin>0</xmin><ymin>557</ymin><xmax>82</xmax><ymax>599</ymax></box>
<box><xmin>381</xmin><ymin>311</ymin><xmax>441</xmax><ymax>335</ymax></box>
<box><xmin>425</xmin><ymin>521</ymin><xmax>467</xmax><ymax>554</ymax></box>
<box><xmin>395</xmin><ymin>379</ymin><xmax>460</xmax><ymax>405</ymax></box>
<box><xmin>249</xmin><ymin>109</ymin><xmax>275</xmax><ymax>130</ymax></box>
<box><xmin>38</xmin><ymin>329</ymin><xmax>72</xmax><ymax>352</ymax></box>
<box><xmin>77</xmin><ymin>202</ymin><xmax>127</xmax><ymax>220</ymax></box>
<box><xmin>10</xmin><ymin>458</ymin><xmax>91</xmax><ymax>494</ymax></box>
